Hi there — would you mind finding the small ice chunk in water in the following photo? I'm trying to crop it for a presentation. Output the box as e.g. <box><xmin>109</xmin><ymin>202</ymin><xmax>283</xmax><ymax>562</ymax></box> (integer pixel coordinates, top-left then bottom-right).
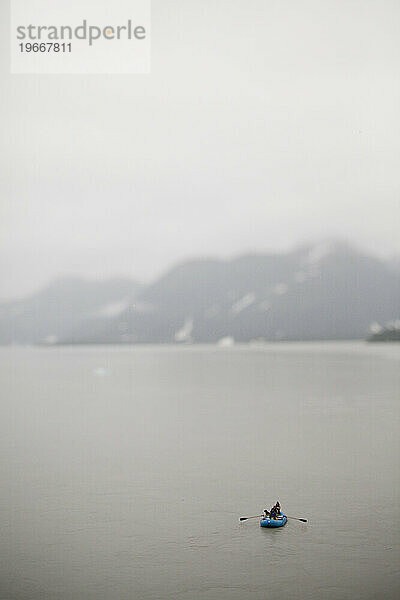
<box><xmin>93</xmin><ymin>367</ymin><xmax>111</xmax><ymax>376</ymax></box>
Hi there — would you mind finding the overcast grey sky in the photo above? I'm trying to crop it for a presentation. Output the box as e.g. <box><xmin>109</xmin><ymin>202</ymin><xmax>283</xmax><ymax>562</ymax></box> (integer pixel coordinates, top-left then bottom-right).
<box><xmin>1</xmin><ymin>0</ymin><xmax>399</xmax><ymax>299</ymax></box>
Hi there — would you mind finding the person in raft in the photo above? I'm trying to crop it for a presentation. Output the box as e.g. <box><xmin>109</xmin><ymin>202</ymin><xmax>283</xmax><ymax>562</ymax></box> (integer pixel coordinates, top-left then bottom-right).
<box><xmin>268</xmin><ymin>501</ymin><xmax>281</xmax><ymax>519</ymax></box>
<box><xmin>263</xmin><ymin>501</ymin><xmax>281</xmax><ymax>519</ymax></box>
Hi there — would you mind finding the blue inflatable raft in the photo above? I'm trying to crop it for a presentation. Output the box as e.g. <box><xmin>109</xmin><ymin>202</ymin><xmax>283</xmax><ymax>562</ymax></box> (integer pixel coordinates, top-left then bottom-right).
<box><xmin>260</xmin><ymin>514</ymin><xmax>287</xmax><ymax>528</ymax></box>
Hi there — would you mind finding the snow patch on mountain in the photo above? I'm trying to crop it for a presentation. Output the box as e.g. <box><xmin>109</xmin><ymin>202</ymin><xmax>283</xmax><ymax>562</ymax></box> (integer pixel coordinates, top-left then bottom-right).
<box><xmin>218</xmin><ymin>336</ymin><xmax>235</xmax><ymax>346</ymax></box>
<box><xmin>174</xmin><ymin>317</ymin><xmax>193</xmax><ymax>342</ymax></box>
<box><xmin>91</xmin><ymin>299</ymin><xmax>130</xmax><ymax>318</ymax></box>
<box><xmin>369</xmin><ymin>322</ymin><xmax>383</xmax><ymax>334</ymax></box>
<box><xmin>131</xmin><ymin>301</ymin><xmax>156</xmax><ymax>314</ymax></box>
<box><xmin>231</xmin><ymin>293</ymin><xmax>256</xmax><ymax>314</ymax></box>
<box><xmin>204</xmin><ymin>304</ymin><xmax>220</xmax><ymax>319</ymax></box>
<box><xmin>43</xmin><ymin>334</ymin><xmax>58</xmax><ymax>345</ymax></box>
<box><xmin>294</xmin><ymin>271</ymin><xmax>307</xmax><ymax>283</ymax></box>
<box><xmin>258</xmin><ymin>300</ymin><xmax>270</xmax><ymax>312</ymax></box>
<box><xmin>303</xmin><ymin>242</ymin><xmax>333</xmax><ymax>266</ymax></box>
<box><xmin>273</xmin><ymin>283</ymin><xmax>288</xmax><ymax>295</ymax></box>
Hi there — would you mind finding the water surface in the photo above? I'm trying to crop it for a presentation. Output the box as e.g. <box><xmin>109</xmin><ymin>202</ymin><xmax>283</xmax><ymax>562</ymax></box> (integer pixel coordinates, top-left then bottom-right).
<box><xmin>0</xmin><ymin>343</ymin><xmax>399</xmax><ymax>599</ymax></box>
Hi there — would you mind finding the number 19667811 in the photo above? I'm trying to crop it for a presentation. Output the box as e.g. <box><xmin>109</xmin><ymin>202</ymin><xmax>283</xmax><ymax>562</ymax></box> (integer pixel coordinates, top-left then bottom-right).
<box><xmin>19</xmin><ymin>43</ymin><xmax>72</xmax><ymax>53</ymax></box>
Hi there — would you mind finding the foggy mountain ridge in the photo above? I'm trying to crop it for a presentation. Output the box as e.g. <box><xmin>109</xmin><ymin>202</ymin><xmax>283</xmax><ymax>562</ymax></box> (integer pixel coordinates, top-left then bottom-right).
<box><xmin>0</xmin><ymin>277</ymin><xmax>141</xmax><ymax>345</ymax></box>
<box><xmin>1</xmin><ymin>241</ymin><xmax>398</xmax><ymax>344</ymax></box>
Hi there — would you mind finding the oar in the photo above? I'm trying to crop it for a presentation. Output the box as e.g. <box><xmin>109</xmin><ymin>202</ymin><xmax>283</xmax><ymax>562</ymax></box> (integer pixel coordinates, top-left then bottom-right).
<box><xmin>240</xmin><ymin>513</ymin><xmax>307</xmax><ymax>523</ymax></box>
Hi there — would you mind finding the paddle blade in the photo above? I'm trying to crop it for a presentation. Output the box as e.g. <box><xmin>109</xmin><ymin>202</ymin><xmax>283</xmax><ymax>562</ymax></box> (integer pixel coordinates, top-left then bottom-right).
<box><xmin>240</xmin><ymin>514</ymin><xmax>263</xmax><ymax>522</ymax></box>
<box><xmin>299</xmin><ymin>519</ymin><xmax>307</xmax><ymax>522</ymax></box>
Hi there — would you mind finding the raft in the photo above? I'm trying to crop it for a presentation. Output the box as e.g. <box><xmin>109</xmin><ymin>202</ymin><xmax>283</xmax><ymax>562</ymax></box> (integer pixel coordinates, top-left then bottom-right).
<box><xmin>260</xmin><ymin>514</ymin><xmax>287</xmax><ymax>528</ymax></box>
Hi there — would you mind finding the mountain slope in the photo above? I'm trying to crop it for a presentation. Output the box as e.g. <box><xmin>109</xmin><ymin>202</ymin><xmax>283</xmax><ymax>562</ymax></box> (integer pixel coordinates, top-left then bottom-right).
<box><xmin>1</xmin><ymin>243</ymin><xmax>399</xmax><ymax>344</ymax></box>
<box><xmin>0</xmin><ymin>277</ymin><xmax>141</xmax><ymax>344</ymax></box>
<box><xmin>63</xmin><ymin>242</ymin><xmax>399</xmax><ymax>343</ymax></box>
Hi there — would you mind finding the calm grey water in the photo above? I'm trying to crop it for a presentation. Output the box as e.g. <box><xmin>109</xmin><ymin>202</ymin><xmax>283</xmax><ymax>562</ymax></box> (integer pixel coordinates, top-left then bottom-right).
<box><xmin>0</xmin><ymin>343</ymin><xmax>399</xmax><ymax>600</ymax></box>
